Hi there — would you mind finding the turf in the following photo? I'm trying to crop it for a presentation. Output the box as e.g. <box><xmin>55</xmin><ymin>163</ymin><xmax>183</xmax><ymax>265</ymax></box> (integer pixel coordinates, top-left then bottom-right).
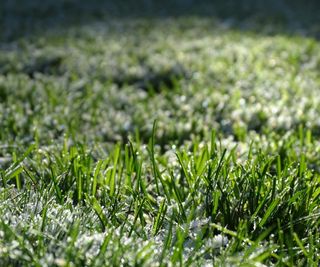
<box><xmin>1</xmin><ymin>1</ymin><xmax>320</xmax><ymax>266</ymax></box>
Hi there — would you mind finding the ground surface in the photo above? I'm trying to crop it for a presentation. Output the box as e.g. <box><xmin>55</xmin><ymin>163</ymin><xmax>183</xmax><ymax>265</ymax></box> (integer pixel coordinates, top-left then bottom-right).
<box><xmin>1</xmin><ymin>1</ymin><xmax>320</xmax><ymax>266</ymax></box>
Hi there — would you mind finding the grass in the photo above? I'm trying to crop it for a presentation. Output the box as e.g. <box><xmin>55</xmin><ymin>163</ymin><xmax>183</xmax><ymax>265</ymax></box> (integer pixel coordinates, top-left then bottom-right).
<box><xmin>1</xmin><ymin>1</ymin><xmax>320</xmax><ymax>266</ymax></box>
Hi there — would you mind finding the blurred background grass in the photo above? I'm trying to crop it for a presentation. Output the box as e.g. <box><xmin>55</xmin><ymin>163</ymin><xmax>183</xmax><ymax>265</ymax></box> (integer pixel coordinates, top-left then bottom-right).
<box><xmin>1</xmin><ymin>0</ymin><xmax>320</xmax><ymax>42</ymax></box>
<box><xmin>1</xmin><ymin>0</ymin><xmax>320</xmax><ymax>151</ymax></box>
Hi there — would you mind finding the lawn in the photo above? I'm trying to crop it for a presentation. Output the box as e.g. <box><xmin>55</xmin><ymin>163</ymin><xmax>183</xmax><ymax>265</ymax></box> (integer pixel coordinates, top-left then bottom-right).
<box><xmin>0</xmin><ymin>1</ymin><xmax>320</xmax><ymax>266</ymax></box>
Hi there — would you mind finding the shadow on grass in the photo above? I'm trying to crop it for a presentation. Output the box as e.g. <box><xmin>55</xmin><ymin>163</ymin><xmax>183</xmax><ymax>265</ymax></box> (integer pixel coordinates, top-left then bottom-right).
<box><xmin>1</xmin><ymin>0</ymin><xmax>320</xmax><ymax>43</ymax></box>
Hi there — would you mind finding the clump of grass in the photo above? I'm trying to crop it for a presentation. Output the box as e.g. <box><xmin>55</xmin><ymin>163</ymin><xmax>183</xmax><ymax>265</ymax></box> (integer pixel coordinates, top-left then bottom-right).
<box><xmin>1</xmin><ymin>124</ymin><xmax>319</xmax><ymax>266</ymax></box>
